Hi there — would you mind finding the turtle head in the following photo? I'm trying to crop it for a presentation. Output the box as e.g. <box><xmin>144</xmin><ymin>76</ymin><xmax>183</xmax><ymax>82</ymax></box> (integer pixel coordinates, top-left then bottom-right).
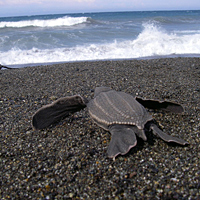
<box><xmin>94</xmin><ymin>87</ymin><xmax>112</xmax><ymax>97</ymax></box>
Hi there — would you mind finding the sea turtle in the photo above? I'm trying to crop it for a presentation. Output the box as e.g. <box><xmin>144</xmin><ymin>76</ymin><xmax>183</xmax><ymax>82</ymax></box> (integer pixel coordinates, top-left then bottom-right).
<box><xmin>32</xmin><ymin>87</ymin><xmax>188</xmax><ymax>159</ymax></box>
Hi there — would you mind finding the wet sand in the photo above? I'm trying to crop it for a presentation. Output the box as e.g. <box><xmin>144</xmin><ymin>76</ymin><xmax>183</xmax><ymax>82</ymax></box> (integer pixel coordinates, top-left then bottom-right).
<box><xmin>0</xmin><ymin>57</ymin><xmax>199</xmax><ymax>199</ymax></box>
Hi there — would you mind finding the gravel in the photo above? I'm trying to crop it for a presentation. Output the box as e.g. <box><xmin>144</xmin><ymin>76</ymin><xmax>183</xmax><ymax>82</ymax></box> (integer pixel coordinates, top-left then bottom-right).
<box><xmin>0</xmin><ymin>57</ymin><xmax>200</xmax><ymax>199</ymax></box>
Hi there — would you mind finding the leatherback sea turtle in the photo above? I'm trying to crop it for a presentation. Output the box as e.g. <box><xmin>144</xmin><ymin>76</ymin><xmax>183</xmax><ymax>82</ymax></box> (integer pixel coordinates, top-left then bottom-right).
<box><xmin>33</xmin><ymin>87</ymin><xmax>188</xmax><ymax>159</ymax></box>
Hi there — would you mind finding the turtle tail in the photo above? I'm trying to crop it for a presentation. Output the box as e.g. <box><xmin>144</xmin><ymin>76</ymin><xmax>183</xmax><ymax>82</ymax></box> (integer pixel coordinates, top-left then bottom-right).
<box><xmin>32</xmin><ymin>95</ymin><xmax>87</xmax><ymax>130</ymax></box>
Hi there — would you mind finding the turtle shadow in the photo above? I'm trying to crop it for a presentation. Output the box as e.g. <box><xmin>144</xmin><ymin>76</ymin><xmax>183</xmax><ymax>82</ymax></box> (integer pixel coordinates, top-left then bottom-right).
<box><xmin>123</xmin><ymin>131</ymin><xmax>155</xmax><ymax>158</ymax></box>
<box><xmin>116</xmin><ymin>129</ymin><xmax>188</xmax><ymax>160</ymax></box>
<box><xmin>44</xmin><ymin>116</ymin><xmax>86</xmax><ymax>129</ymax></box>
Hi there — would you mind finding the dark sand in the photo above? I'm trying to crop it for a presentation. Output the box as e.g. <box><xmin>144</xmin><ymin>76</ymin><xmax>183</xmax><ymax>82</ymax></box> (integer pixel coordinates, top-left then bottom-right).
<box><xmin>0</xmin><ymin>57</ymin><xmax>199</xmax><ymax>199</ymax></box>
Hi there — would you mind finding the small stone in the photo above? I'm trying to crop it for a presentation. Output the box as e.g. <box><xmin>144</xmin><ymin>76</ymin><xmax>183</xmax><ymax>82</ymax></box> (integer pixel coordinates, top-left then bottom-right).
<box><xmin>69</xmin><ymin>193</ymin><xmax>74</xmax><ymax>198</ymax></box>
<box><xmin>129</xmin><ymin>172</ymin><xmax>137</xmax><ymax>178</ymax></box>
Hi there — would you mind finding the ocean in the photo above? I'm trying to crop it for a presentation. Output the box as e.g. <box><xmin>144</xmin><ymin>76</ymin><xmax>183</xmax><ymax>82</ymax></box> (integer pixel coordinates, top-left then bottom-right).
<box><xmin>0</xmin><ymin>10</ymin><xmax>200</xmax><ymax>67</ymax></box>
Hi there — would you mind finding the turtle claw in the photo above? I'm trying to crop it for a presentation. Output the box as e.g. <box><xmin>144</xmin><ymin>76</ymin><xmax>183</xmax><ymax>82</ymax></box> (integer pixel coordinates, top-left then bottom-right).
<box><xmin>107</xmin><ymin>125</ymin><xmax>137</xmax><ymax>159</ymax></box>
<box><xmin>150</xmin><ymin>124</ymin><xmax>188</xmax><ymax>145</ymax></box>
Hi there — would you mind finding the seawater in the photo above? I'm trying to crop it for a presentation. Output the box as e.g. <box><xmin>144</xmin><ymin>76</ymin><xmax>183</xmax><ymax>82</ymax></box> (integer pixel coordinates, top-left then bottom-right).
<box><xmin>0</xmin><ymin>10</ymin><xmax>200</xmax><ymax>67</ymax></box>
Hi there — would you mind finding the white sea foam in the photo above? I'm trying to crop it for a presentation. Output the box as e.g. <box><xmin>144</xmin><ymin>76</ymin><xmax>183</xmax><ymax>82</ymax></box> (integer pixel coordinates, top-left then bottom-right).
<box><xmin>1</xmin><ymin>24</ymin><xmax>200</xmax><ymax>65</ymax></box>
<box><xmin>0</xmin><ymin>16</ymin><xmax>88</xmax><ymax>28</ymax></box>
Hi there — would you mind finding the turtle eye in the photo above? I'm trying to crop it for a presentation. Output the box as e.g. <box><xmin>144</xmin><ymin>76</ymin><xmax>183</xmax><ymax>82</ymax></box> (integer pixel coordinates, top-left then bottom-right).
<box><xmin>57</xmin><ymin>100</ymin><xmax>65</xmax><ymax>105</ymax></box>
<box><xmin>75</xmin><ymin>96</ymin><xmax>80</xmax><ymax>100</ymax></box>
<box><xmin>74</xmin><ymin>96</ymin><xmax>80</xmax><ymax>102</ymax></box>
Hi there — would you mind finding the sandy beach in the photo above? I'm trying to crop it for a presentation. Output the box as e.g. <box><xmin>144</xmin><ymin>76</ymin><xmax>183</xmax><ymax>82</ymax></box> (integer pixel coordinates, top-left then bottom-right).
<box><xmin>0</xmin><ymin>57</ymin><xmax>199</xmax><ymax>199</ymax></box>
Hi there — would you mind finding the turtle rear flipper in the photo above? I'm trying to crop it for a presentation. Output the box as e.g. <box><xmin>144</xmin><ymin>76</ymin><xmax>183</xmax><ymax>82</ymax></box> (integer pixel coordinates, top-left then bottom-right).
<box><xmin>136</xmin><ymin>97</ymin><xmax>184</xmax><ymax>113</ymax></box>
<box><xmin>32</xmin><ymin>95</ymin><xmax>87</xmax><ymax>130</ymax></box>
<box><xmin>150</xmin><ymin>124</ymin><xmax>188</xmax><ymax>145</ymax></box>
<box><xmin>107</xmin><ymin>125</ymin><xmax>137</xmax><ymax>159</ymax></box>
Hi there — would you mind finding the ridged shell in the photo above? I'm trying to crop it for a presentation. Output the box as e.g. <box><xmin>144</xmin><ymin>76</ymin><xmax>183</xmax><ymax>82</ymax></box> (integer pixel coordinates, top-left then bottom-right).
<box><xmin>88</xmin><ymin>90</ymin><xmax>152</xmax><ymax>129</ymax></box>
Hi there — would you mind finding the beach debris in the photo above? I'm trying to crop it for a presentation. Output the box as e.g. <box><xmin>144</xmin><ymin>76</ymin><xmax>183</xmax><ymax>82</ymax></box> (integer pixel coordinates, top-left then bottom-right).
<box><xmin>0</xmin><ymin>64</ymin><xmax>14</xmax><ymax>70</ymax></box>
<box><xmin>32</xmin><ymin>87</ymin><xmax>188</xmax><ymax>159</ymax></box>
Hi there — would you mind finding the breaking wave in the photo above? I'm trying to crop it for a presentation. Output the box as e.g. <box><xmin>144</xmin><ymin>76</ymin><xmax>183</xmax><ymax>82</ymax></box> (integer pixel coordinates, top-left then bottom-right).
<box><xmin>0</xmin><ymin>16</ymin><xmax>89</xmax><ymax>28</ymax></box>
<box><xmin>1</xmin><ymin>23</ymin><xmax>200</xmax><ymax>66</ymax></box>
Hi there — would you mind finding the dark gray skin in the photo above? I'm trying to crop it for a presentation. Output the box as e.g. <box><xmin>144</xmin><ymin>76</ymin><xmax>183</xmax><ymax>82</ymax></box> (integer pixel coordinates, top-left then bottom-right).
<box><xmin>33</xmin><ymin>87</ymin><xmax>188</xmax><ymax>159</ymax></box>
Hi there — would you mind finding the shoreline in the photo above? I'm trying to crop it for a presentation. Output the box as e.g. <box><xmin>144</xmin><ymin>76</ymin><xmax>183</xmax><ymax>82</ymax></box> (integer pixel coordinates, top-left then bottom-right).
<box><xmin>5</xmin><ymin>53</ymin><xmax>200</xmax><ymax>69</ymax></box>
<box><xmin>1</xmin><ymin>57</ymin><xmax>199</xmax><ymax>199</ymax></box>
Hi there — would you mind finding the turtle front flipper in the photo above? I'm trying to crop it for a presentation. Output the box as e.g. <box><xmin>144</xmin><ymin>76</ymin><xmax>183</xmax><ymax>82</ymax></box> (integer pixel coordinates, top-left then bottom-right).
<box><xmin>107</xmin><ymin>125</ymin><xmax>137</xmax><ymax>160</ymax></box>
<box><xmin>135</xmin><ymin>97</ymin><xmax>184</xmax><ymax>113</ymax></box>
<box><xmin>32</xmin><ymin>95</ymin><xmax>87</xmax><ymax>130</ymax></box>
<box><xmin>150</xmin><ymin>124</ymin><xmax>188</xmax><ymax>145</ymax></box>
